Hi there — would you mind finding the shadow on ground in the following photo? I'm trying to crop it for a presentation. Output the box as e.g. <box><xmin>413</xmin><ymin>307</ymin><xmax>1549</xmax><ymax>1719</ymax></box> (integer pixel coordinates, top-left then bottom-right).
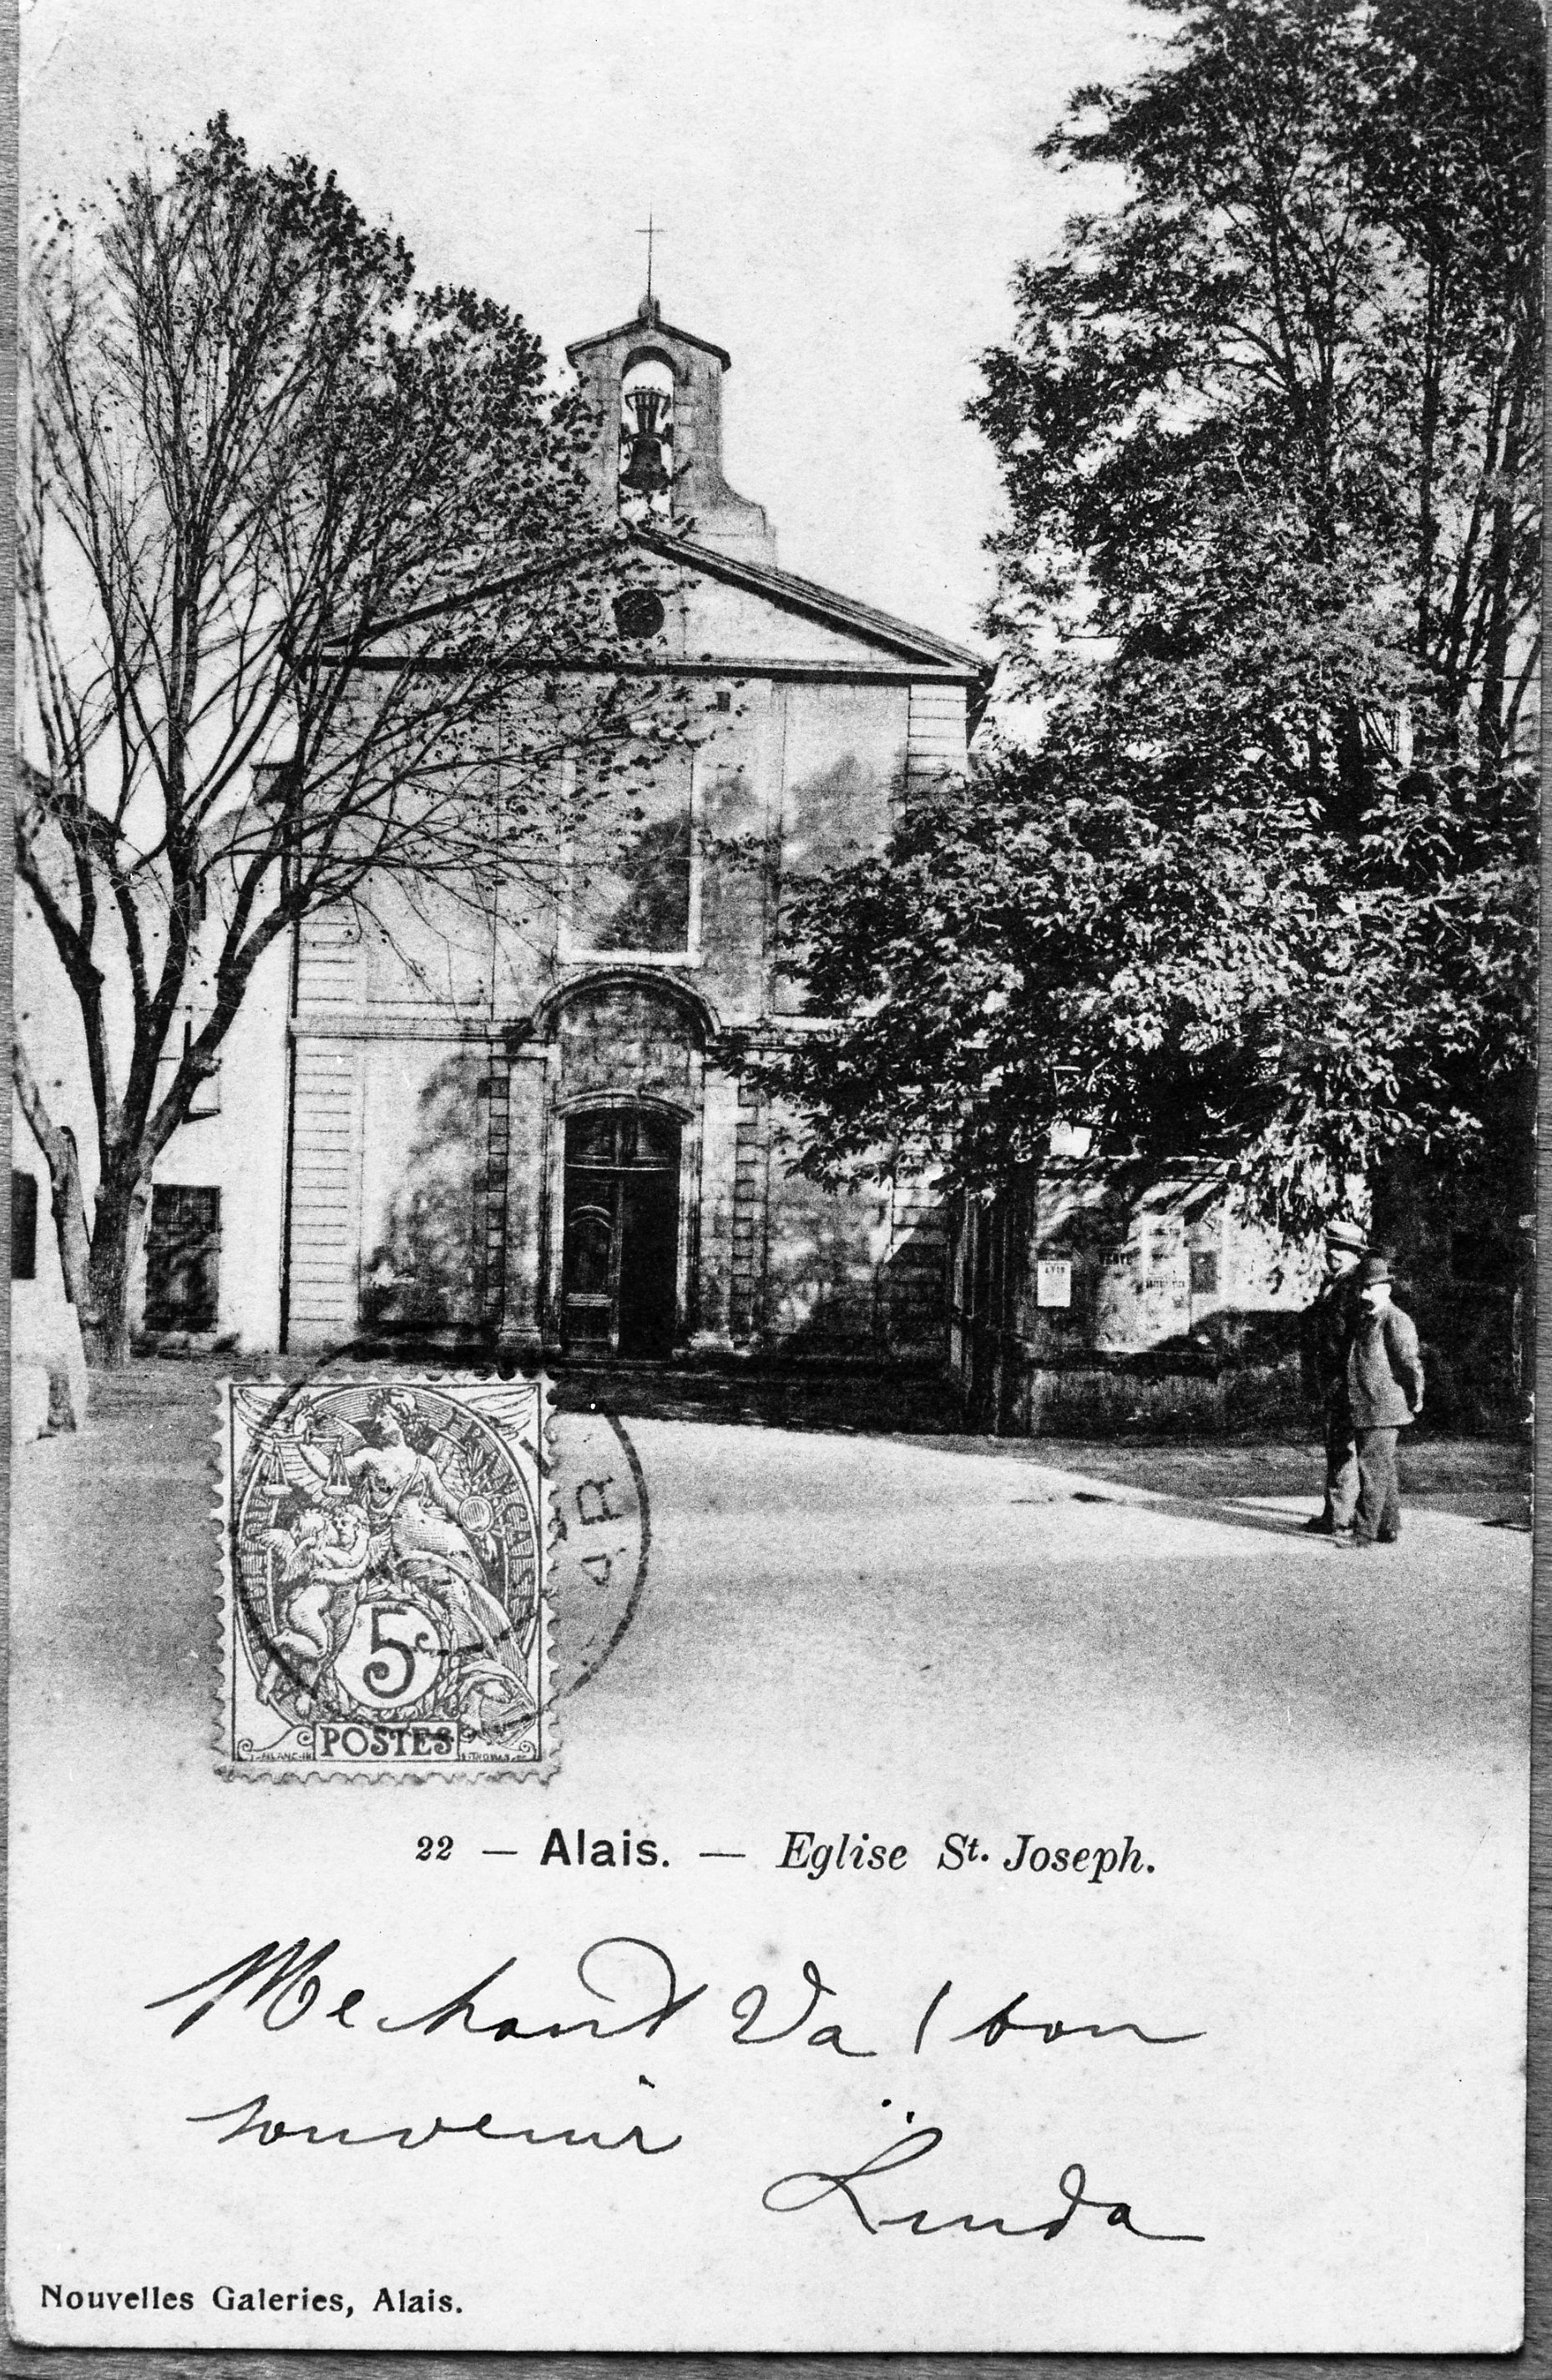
<box><xmin>65</xmin><ymin>1355</ymin><xmax>1534</xmax><ymax>1525</ymax></box>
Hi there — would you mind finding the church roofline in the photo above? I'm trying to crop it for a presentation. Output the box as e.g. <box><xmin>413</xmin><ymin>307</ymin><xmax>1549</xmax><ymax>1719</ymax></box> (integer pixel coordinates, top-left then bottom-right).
<box><xmin>633</xmin><ymin>526</ymin><xmax>990</xmax><ymax>678</ymax></box>
<box><xmin>317</xmin><ymin>525</ymin><xmax>995</xmax><ymax>711</ymax></box>
<box><xmin>566</xmin><ymin>315</ymin><xmax>733</xmax><ymax>370</ymax></box>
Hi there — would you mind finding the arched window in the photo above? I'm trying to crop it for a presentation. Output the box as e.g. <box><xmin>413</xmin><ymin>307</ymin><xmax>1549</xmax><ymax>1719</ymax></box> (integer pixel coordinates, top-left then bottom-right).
<box><xmin>619</xmin><ymin>355</ymin><xmax>675</xmax><ymax>520</ymax></box>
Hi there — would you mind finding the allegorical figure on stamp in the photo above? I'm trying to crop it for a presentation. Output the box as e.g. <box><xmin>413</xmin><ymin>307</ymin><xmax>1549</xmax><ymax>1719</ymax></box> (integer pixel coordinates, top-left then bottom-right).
<box><xmin>249</xmin><ymin>1385</ymin><xmax>533</xmax><ymax>1725</ymax></box>
<box><xmin>293</xmin><ymin>1387</ymin><xmax>514</xmax><ymax>1661</ymax></box>
<box><xmin>259</xmin><ymin>1497</ymin><xmax>373</xmax><ymax>1706</ymax></box>
<box><xmin>1302</xmin><ymin>1217</ymin><xmax>1370</xmax><ymax>1536</ymax></box>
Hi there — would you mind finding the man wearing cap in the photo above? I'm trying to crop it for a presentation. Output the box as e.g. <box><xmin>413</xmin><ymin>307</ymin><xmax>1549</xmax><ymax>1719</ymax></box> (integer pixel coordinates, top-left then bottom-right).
<box><xmin>1302</xmin><ymin>1218</ymin><xmax>1369</xmax><ymax>1534</ymax></box>
<box><xmin>1337</xmin><ymin>1257</ymin><xmax>1424</xmax><ymax>1545</ymax></box>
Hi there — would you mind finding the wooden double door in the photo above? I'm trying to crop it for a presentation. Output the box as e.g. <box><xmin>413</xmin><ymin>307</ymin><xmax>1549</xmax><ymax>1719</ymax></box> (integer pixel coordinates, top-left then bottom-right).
<box><xmin>561</xmin><ymin>1108</ymin><xmax>681</xmax><ymax>1358</ymax></box>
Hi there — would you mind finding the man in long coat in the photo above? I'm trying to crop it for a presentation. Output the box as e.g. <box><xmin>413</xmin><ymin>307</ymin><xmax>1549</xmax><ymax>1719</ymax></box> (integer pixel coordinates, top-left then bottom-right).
<box><xmin>1337</xmin><ymin>1256</ymin><xmax>1425</xmax><ymax>1547</ymax></box>
<box><xmin>1302</xmin><ymin>1218</ymin><xmax>1369</xmax><ymax>1534</ymax></box>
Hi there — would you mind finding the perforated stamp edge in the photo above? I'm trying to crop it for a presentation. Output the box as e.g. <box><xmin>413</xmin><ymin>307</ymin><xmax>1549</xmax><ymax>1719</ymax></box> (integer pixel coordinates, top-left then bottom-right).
<box><xmin>211</xmin><ymin>1371</ymin><xmax>557</xmax><ymax>1784</ymax></box>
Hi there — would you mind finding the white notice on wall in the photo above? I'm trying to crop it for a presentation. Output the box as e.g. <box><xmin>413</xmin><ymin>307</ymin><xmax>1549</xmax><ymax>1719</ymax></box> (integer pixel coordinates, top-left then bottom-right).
<box><xmin>1036</xmin><ymin>1258</ymin><xmax>1073</xmax><ymax>1307</ymax></box>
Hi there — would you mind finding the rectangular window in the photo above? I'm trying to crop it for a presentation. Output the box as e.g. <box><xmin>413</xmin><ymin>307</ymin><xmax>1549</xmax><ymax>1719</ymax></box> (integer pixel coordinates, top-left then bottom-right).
<box><xmin>565</xmin><ymin>747</ymin><xmax>696</xmax><ymax>959</ymax></box>
<box><xmin>11</xmin><ymin>1172</ymin><xmax>38</xmax><ymax>1282</ymax></box>
<box><xmin>1189</xmin><ymin>1249</ymin><xmax>1220</xmax><ymax>1298</ymax></box>
<box><xmin>144</xmin><ymin>1186</ymin><xmax>221</xmax><ymax>1332</ymax></box>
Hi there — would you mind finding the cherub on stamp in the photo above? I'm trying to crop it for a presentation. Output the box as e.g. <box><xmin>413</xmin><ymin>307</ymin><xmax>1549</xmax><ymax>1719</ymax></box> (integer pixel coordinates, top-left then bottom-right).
<box><xmin>219</xmin><ymin>1377</ymin><xmax>553</xmax><ymax>1778</ymax></box>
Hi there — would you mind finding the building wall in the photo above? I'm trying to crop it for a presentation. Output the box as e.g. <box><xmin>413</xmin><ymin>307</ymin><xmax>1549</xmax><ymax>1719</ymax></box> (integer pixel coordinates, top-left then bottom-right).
<box><xmin>949</xmin><ymin>1163</ymin><xmax>1322</xmax><ymax>1436</ymax></box>
<box><xmin>1023</xmin><ymin>1167</ymin><xmax>1318</xmax><ymax>1360</ymax></box>
<box><xmin>15</xmin><ymin>287</ymin><xmax>976</xmax><ymax>1368</ymax></box>
<box><xmin>138</xmin><ymin>948</ymin><xmax>291</xmax><ymax>1349</ymax></box>
<box><xmin>284</xmin><ymin>668</ymin><xmax>958</xmax><ymax>1360</ymax></box>
<box><xmin>13</xmin><ymin>891</ymin><xmax>291</xmax><ymax>1352</ymax></box>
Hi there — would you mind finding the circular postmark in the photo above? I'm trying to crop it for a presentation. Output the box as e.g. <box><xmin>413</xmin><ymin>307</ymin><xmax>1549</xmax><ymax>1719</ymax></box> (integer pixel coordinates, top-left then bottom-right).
<box><xmin>548</xmin><ymin>1406</ymin><xmax>652</xmax><ymax>1699</ymax></box>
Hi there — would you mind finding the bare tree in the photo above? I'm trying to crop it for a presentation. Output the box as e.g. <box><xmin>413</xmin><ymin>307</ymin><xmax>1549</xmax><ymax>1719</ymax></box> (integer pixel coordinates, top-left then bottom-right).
<box><xmin>17</xmin><ymin>117</ymin><xmax>685</xmax><ymax>1362</ymax></box>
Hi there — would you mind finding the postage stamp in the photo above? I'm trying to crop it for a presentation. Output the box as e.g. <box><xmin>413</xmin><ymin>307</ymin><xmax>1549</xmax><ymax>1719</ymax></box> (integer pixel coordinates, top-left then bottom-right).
<box><xmin>218</xmin><ymin>1376</ymin><xmax>552</xmax><ymax>1778</ymax></box>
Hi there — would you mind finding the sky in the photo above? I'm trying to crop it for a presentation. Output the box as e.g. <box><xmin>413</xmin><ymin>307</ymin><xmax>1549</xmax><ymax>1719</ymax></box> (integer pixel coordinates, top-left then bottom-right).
<box><xmin>20</xmin><ymin>0</ymin><xmax>1155</xmax><ymax>656</ymax></box>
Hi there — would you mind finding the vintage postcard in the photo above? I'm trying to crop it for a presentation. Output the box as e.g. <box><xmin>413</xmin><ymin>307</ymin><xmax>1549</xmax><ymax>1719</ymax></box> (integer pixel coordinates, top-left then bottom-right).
<box><xmin>8</xmin><ymin>0</ymin><xmax>1540</xmax><ymax>2357</ymax></box>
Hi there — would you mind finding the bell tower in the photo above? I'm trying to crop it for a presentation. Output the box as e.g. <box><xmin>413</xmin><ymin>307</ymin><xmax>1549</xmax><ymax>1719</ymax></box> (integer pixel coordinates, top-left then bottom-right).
<box><xmin>566</xmin><ymin>293</ymin><xmax>776</xmax><ymax>565</ymax></box>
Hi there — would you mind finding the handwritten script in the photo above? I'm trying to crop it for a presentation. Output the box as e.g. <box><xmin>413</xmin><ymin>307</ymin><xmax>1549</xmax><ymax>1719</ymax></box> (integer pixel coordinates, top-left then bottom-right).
<box><xmin>149</xmin><ymin>1933</ymin><xmax>1206</xmax><ymax>2245</ymax></box>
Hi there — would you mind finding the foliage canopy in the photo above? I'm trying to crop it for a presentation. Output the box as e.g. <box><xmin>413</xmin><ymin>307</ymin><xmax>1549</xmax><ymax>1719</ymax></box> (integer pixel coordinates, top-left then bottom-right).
<box><xmin>766</xmin><ymin>0</ymin><xmax>1541</xmax><ymax>1243</ymax></box>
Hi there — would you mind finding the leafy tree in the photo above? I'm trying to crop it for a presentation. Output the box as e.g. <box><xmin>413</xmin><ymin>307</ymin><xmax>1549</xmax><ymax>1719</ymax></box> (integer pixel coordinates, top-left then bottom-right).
<box><xmin>763</xmin><ymin>0</ymin><xmax>1539</xmax><ymax>1253</ymax></box>
<box><xmin>771</xmin><ymin>757</ymin><xmax>1533</xmax><ymax>1233</ymax></box>
<box><xmin>16</xmin><ymin>118</ymin><xmax>686</xmax><ymax>1362</ymax></box>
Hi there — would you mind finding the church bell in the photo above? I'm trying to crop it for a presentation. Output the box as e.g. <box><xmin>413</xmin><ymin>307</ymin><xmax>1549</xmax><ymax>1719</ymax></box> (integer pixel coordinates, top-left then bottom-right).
<box><xmin>619</xmin><ymin>386</ymin><xmax>672</xmax><ymax>497</ymax></box>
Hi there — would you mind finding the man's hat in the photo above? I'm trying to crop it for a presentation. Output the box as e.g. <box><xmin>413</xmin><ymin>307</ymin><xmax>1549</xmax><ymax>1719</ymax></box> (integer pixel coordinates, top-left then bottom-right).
<box><xmin>1325</xmin><ymin>1219</ymin><xmax>1367</xmax><ymax>1252</ymax></box>
<box><xmin>1357</xmin><ymin>1255</ymin><xmax>1392</xmax><ymax>1286</ymax></box>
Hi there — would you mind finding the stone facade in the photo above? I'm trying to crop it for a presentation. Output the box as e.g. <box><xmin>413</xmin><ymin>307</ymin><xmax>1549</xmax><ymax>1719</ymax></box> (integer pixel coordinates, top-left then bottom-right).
<box><xmin>948</xmin><ymin>1142</ymin><xmax>1531</xmax><ymax>1438</ymax></box>
<box><xmin>948</xmin><ymin>1160</ymin><xmax>1323</xmax><ymax>1436</ymax></box>
<box><xmin>278</xmin><ymin>293</ymin><xmax>988</xmax><ymax>1363</ymax></box>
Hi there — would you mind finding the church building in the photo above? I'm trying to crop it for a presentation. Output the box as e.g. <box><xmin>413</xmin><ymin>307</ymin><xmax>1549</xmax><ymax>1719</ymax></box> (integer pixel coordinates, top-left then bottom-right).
<box><xmin>16</xmin><ymin>291</ymin><xmax>1516</xmax><ymax>1434</ymax></box>
<box><xmin>276</xmin><ymin>292</ymin><xmax>991</xmax><ymax>1363</ymax></box>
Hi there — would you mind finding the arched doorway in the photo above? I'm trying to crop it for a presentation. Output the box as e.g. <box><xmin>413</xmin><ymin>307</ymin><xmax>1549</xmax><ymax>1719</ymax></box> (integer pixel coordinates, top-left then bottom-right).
<box><xmin>561</xmin><ymin>1106</ymin><xmax>682</xmax><ymax>1357</ymax></box>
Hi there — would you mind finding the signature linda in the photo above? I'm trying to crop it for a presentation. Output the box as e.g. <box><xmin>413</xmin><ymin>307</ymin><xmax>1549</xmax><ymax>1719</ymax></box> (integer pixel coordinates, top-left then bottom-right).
<box><xmin>764</xmin><ymin>2126</ymin><xmax>1203</xmax><ymax>2244</ymax></box>
<box><xmin>185</xmin><ymin>2094</ymin><xmax>1201</xmax><ymax>2249</ymax></box>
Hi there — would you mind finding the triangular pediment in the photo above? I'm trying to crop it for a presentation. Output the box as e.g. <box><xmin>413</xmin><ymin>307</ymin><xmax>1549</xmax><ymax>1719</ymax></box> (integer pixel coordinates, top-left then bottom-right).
<box><xmin>323</xmin><ymin>526</ymin><xmax>992</xmax><ymax>698</ymax></box>
<box><xmin>628</xmin><ymin>528</ymin><xmax>987</xmax><ymax>676</ymax></box>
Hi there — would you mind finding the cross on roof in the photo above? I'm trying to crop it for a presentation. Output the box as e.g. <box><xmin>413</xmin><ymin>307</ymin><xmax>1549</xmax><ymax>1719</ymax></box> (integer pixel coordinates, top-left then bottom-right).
<box><xmin>635</xmin><ymin>212</ymin><xmax>664</xmax><ymax>303</ymax></box>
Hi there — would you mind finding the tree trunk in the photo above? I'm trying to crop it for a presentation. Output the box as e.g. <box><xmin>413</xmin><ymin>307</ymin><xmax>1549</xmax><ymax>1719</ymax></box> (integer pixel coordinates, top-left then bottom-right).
<box><xmin>83</xmin><ymin>1167</ymin><xmax>152</xmax><ymax>1369</ymax></box>
<box><xmin>12</xmin><ymin>1037</ymin><xmax>96</xmax><ymax>1323</ymax></box>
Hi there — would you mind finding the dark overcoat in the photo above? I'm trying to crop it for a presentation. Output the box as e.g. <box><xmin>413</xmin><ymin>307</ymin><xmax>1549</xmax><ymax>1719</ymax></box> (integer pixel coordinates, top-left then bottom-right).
<box><xmin>1303</xmin><ymin>1272</ymin><xmax>1363</xmax><ymax>1406</ymax></box>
